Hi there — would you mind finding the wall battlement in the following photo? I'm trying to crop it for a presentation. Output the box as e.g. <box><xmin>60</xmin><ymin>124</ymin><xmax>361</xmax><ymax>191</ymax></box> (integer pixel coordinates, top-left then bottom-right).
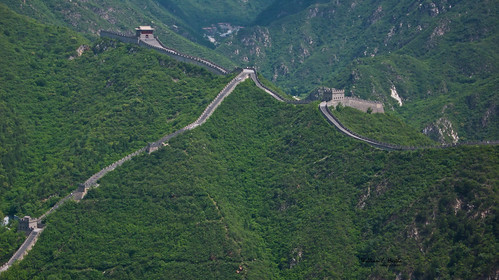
<box><xmin>100</xmin><ymin>29</ymin><xmax>229</xmax><ymax>75</ymax></box>
<box><xmin>327</xmin><ymin>97</ymin><xmax>384</xmax><ymax>113</ymax></box>
<box><xmin>309</xmin><ymin>86</ymin><xmax>384</xmax><ymax>113</ymax></box>
<box><xmin>18</xmin><ymin>216</ymin><xmax>38</xmax><ymax>233</ymax></box>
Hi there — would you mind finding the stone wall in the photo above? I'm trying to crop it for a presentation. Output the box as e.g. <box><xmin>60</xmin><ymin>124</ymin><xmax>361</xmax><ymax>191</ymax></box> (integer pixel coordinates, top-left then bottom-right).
<box><xmin>307</xmin><ymin>87</ymin><xmax>344</xmax><ymax>101</ymax></box>
<box><xmin>18</xmin><ymin>216</ymin><xmax>37</xmax><ymax>233</ymax></box>
<box><xmin>328</xmin><ymin>97</ymin><xmax>385</xmax><ymax>113</ymax></box>
<box><xmin>308</xmin><ymin>86</ymin><xmax>384</xmax><ymax>113</ymax></box>
<box><xmin>99</xmin><ymin>30</ymin><xmax>138</xmax><ymax>45</ymax></box>
<box><xmin>138</xmin><ymin>40</ymin><xmax>228</xmax><ymax>75</ymax></box>
<box><xmin>100</xmin><ymin>30</ymin><xmax>229</xmax><ymax>75</ymax></box>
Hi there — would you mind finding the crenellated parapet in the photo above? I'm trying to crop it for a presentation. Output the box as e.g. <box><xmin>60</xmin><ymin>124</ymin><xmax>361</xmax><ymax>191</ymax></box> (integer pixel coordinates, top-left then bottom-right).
<box><xmin>138</xmin><ymin>39</ymin><xmax>229</xmax><ymax>75</ymax></box>
<box><xmin>100</xmin><ymin>28</ymin><xmax>229</xmax><ymax>75</ymax></box>
<box><xmin>327</xmin><ymin>97</ymin><xmax>385</xmax><ymax>113</ymax></box>
<box><xmin>99</xmin><ymin>30</ymin><xmax>138</xmax><ymax>44</ymax></box>
<box><xmin>307</xmin><ymin>86</ymin><xmax>384</xmax><ymax>113</ymax></box>
<box><xmin>18</xmin><ymin>216</ymin><xmax>39</xmax><ymax>234</ymax></box>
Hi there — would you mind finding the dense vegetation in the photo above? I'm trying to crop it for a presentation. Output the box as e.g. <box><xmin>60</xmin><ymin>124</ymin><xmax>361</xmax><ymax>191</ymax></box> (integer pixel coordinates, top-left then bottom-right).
<box><xmin>2</xmin><ymin>81</ymin><xmax>497</xmax><ymax>279</ymax></box>
<box><xmin>4</xmin><ymin>0</ymin><xmax>497</xmax><ymax>141</ymax></box>
<box><xmin>156</xmin><ymin>0</ymin><xmax>272</xmax><ymax>30</ymax></box>
<box><xmin>0</xmin><ymin>0</ymin><xmax>236</xmax><ymax>68</ymax></box>
<box><xmin>0</xmin><ymin>4</ymin><xmax>234</xmax><ymax>218</ymax></box>
<box><xmin>216</xmin><ymin>0</ymin><xmax>498</xmax><ymax>142</ymax></box>
<box><xmin>0</xmin><ymin>2</ymin><xmax>497</xmax><ymax>279</ymax></box>
<box><xmin>0</xmin><ymin>220</ymin><xmax>24</xmax><ymax>264</ymax></box>
<box><xmin>330</xmin><ymin>106</ymin><xmax>436</xmax><ymax>146</ymax></box>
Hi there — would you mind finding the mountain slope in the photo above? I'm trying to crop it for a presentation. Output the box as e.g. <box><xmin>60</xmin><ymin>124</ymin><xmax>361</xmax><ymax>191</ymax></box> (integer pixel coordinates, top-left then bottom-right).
<box><xmin>0</xmin><ymin>3</ymin><xmax>234</xmax><ymax>218</ymax></box>
<box><xmin>217</xmin><ymin>0</ymin><xmax>498</xmax><ymax>141</ymax></box>
<box><xmin>0</xmin><ymin>0</ymin><xmax>236</xmax><ymax>68</ymax></box>
<box><xmin>0</xmin><ymin>2</ymin><xmax>497</xmax><ymax>279</ymax></box>
<box><xmin>157</xmin><ymin>0</ymin><xmax>273</xmax><ymax>29</ymax></box>
<box><xmin>2</xmin><ymin>80</ymin><xmax>497</xmax><ymax>279</ymax></box>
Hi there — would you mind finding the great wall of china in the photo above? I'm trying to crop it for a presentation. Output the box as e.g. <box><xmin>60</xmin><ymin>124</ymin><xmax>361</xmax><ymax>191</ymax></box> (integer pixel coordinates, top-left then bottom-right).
<box><xmin>99</xmin><ymin>30</ymin><xmax>229</xmax><ymax>75</ymax></box>
<box><xmin>1</xmin><ymin>28</ymin><xmax>497</xmax><ymax>274</ymax></box>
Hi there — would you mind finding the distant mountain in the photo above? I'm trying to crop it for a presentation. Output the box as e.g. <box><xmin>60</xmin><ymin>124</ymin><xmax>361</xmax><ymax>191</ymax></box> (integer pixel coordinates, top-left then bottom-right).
<box><xmin>217</xmin><ymin>0</ymin><xmax>498</xmax><ymax>142</ymax></box>
<box><xmin>157</xmin><ymin>0</ymin><xmax>273</xmax><ymax>29</ymax></box>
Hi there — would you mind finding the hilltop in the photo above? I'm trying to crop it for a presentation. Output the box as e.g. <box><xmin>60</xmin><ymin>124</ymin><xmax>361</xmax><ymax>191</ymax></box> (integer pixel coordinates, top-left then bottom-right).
<box><xmin>1</xmin><ymin>0</ymin><xmax>236</xmax><ymax>68</ymax></box>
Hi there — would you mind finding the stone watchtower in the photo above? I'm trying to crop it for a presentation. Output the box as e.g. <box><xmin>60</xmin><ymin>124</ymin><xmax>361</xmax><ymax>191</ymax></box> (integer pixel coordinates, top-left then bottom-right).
<box><xmin>73</xmin><ymin>183</ymin><xmax>89</xmax><ymax>201</ymax></box>
<box><xmin>331</xmin><ymin>89</ymin><xmax>345</xmax><ymax>101</ymax></box>
<box><xmin>135</xmin><ymin>26</ymin><xmax>154</xmax><ymax>40</ymax></box>
<box><xmin>18</xmin><ymin>216</ymin><xmax>38</xmax><ymax>234</ymax></box>
<box><xmin>308</xmin><ymin>87</ymin><xmax>345</xmax><ymax>102</ymax></box>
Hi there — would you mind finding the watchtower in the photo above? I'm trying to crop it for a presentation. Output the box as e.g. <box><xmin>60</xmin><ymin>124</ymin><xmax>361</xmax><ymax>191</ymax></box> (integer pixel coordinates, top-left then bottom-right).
<box><xmin>308</xmin><ymin>87</ymin><xmax>345</xmax><ymax>102</ymax></box>
<box><xmin>73</xmin><ymin>183</ymin><xmax>89</xmax><ymax>201</ymax></box>
<box><xmin>331</xmin><ymin>89</ymin><xmax>345</xmax><ymax>101</ymax></box>
<box><xmin>18</xmin><ymin>216</ymin><xmax>38</xmax><ymax>233</ymax></box>
<box><xmin>135</xmin><ymin>26</ymin><xmax>155</xmax><ymax>40</ymax></box>
<box><xmin>146</xmin><ymin>143</ymin><xmax>160</xmax><ymax>154</ymax></box>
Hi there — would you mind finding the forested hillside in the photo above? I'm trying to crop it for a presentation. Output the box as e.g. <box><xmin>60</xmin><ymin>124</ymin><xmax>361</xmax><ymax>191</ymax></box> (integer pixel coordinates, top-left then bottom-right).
<box><xmin>3</xmin><ymin>0</ymin><xmax>496</xmax><ymax>142</ymax></box>
<box><xmin>2</xmin><ymin>81</ymin><xmax>496</xmax><ymax>279</ymax></box>
<box><xmin>217</xmin><ymin>0</ymin><xmax>498</xmax><ymax>142</ymax></box>
<box><xmin>0</xmin><ymin>1</ymin><xmax>497</xmax><ymax>279</ymax></box>
<box><xmin>0</xmin><ymin>4</ymin><xmax>233</xmax><ymax>220</ymax></box>
<box><xmin>156</xmin><ymin>0</ymin><xmax>272</xmax><ymax>30</ymax></box>
<box><xmin>0</xmin><ymin>0</ymin><xmax>236</xmax><ymax>68</ymax></box>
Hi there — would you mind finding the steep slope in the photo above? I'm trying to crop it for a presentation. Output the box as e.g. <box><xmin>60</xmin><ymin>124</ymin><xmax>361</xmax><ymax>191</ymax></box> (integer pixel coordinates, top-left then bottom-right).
<box><xmin>0</xmin><ymin>4</ymin><xmax>233</xmax><ymax>218</ymax></box>
<box><xmin>0</xmin><ymin>0</ymin><xmax>236</xmax><ymax>68</ymax></box>
<box><xmin>157</xmin><ymin>0</ymin><xmax>273</xmax><ymax>30</ymax></box>
<box><xmin>329</xmin><ymin>106</ymin><xmax>436</xmax><ymax>146</ymax></box>
<box><xmin>219</xmin><ymin>0</ymin><xmax>497</xmax><ymax>92</ymax></box>
<box><xmin>3</xmin><ymin>81</ymin><xmax>497</xmax><ymax>279</ymax></box>
<box><xmin>217</xmin><ymin>0</ymin><xmax>498</xmax><ymax>141</ymax></box>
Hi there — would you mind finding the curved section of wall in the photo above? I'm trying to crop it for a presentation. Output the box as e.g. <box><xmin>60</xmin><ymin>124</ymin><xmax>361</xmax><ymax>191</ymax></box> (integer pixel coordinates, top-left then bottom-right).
<box><xmin>328</xmin><ymin>98</ymin><xmax>384</xmax><ymax>113</ymax></box>
<box><xmin>100</xmin><ymin>30</ymin><xmax>229</xmax><ymax>75</ymax></box>
<box><xmin>247</xmin><ymin>68</ymin><xmax>311</xmax><ymax>104</ymax></box>
<box><xmin>138</xmin><ymin>40</ymin><xmax>228</xmax><ymax>75</ymax></box>
<box><xmin>319</xmin><ymin>102</ymin><xmax>499</xmax><ymax>150</ymax></box>
<box><xmin>155</xmin><ymin>38</ymin><xmax>229</xmax><ymax>75</ymax></box>
<box><xmin>248</xmin><ymin>68</ymin><xmax>498</xmax><ymax>150</ymax></box>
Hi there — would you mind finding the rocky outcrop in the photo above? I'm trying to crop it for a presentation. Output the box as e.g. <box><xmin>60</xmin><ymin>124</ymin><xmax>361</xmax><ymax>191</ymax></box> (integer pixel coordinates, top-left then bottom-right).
<box><xmin>423</xmin><ymin>117</ymin><xmax>459</xmax><ymax>144</ymax></box>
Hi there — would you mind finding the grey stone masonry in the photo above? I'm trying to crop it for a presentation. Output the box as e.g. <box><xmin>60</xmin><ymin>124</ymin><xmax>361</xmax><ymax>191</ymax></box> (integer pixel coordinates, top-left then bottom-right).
<box><xmin>18</xmin><ymin>216</ymin><xmax>38</xmax><ymax>234</ymax></box>
<box><xmin>0</xmin><ymin>228</ymin><xmax>43</xmax><ymax>272</ymax></box>
<box><xmin>99</xmin><ymin>30</ymin><xmax>138</xmax><ymax>44</ymax></box>
<box><xmin>100</xmin><ymin>29</ymin><xmax>229</xmax><ymax>75</ymax></box>
<box><xmin>308</xmin><ymin>86</ymin><xmax>345</xmax><ymax>101</ymax></box>
<box><xmin>308</xmin><ymin>86</ymin><xmax>384</xmax><ymax>113</ymax></box>
<box><xmin>138</xmin><ymin>38</ymin><xmax>228</xmax><ymax>75</ymax></box>
<box><xmin>327</xmin><ymin>97</ymin><xmax>385</xmax><ymax>113</ymax></box>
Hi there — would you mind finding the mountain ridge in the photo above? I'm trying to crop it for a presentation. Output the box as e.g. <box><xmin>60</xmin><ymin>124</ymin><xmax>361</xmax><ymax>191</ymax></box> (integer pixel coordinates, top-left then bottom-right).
<box><xmin>0</xmin><ymin>2</ymin><xmax>497</xmax><ymax>279</ymax></box>
<box><xmin>216</xmin><ymin>0</ymin><xmax>498</xmax><ymax>142</ymax></box>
